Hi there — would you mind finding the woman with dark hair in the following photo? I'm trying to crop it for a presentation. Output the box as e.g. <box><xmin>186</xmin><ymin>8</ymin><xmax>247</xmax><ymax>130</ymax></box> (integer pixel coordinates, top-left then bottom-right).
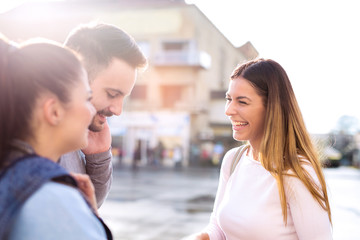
<box><xmin>0</xmin><ymin>35</ymin><xmax>112</xmax><ymax>239</ymax></box>
<box><xmin>191</xmin><ymin>59</ymin><xmax>332</xmax><ymax>239</ymax></box>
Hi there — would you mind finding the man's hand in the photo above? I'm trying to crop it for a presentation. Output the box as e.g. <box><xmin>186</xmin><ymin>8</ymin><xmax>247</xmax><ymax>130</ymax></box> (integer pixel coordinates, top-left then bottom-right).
<box><xmin>71</xmin><ymin>173</ymin><xmax>98</xmax><ymax>215</ymax></box>
<box><xmin>82</xmin><ymin>121</ymin><xmax>111</xmax><ymax>155</ymax></box>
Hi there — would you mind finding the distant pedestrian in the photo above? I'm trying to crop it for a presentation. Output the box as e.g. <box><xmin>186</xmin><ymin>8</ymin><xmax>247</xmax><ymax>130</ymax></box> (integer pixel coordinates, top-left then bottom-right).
<box><xmin>189</xmin><ymin>142</ymin><xmax>200</xmax><ymax>166</ymax></box>
<box><xmin>154</xmin><ymin>141</ymin><xmax>165</xmax><ymax>165</ymax></box>
<box><xmin>191</xmin><ymin>59</ymin><xmax>332</xmax><ymax>239</ymax></box>
<box><xmin>173</xmin><ymin>145</ymin><xmax>183</xmax><ymax>169</ymax></box>
<box><xmin>212</xmin><ymin>142</ymin><xmax>224</xmax><ymax>166</ymax></box>
<box><xmin>133</xmin><ymin>141</ymin><xmax>142</xmax><ymax>171</ymax></box>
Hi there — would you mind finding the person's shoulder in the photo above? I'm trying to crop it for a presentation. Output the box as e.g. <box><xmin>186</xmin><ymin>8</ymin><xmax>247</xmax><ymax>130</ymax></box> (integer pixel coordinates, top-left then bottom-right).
<box><xmin>61</xmin><ymin>150</ymin><xmax>81</xmax><ymax>160</ymax></box>
<box><xmin>59</xmin><ymin>150</ymin><xmax>85</xmax><ymax>172</ymax></box>
<box><xmin>25</xmin><ymin>182</ymin><xmax>84</xmax><ymax>209</ymax></box>
<box><xmin>10</xmin><ymin>182</ymin><xmax>107</xmax><ymax>239</ymax></box>
<box><xmin>223</xmin><ymin>145</ymin><xmax>249</xmax><ymax>162</ymax></box>
<box><xmin>286</xmin><ymin>156</ymin><xmax>317</xmax><ymax>178</ymax></box>
<box><xmin>220</xmin><ymin>146</ymin><xmax>247</xmax><ymax>177</ymax></box>
<box><xmin>12</xmin><ymin>182</ymin><xmax>87</xmax><ymax>229</ymax></box>
<box><xmin>284</xmin><ymin>157</ymin><xmax>322</xmax><ymax>197</ymax></box>
<box><xmin>222</xmin><ymin>147</ymin><xmax>241</xmax><ymax>164</ymax></box>
<box><xmin>19</xmin><ymin>182</ymin><xmax>100</xmax><ymax>227</ymax></box>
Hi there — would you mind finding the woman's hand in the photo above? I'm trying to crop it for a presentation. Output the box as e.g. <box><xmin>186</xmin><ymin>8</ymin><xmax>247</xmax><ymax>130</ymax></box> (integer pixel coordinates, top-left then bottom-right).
<box><xmin>195</xmin><ymin>233</ymin><xmax>210</xmax><ymax>240</ymax></box>
<box><xmin>183</xmin><ymin>233</ymin><xmax>210</xmax><ymax>240</ymax></box>
<box><xmin>71</xmin><ymin>173</ymin><xmax>98</xmax><ymax>215</ymax></box>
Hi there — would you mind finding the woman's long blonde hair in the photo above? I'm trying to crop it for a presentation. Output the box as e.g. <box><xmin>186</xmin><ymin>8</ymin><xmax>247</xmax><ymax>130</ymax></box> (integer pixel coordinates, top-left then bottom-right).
<box><xmin>231</xmin><ymin>58</ymin><xmax>331</xmax><ymax>224</ymax></box>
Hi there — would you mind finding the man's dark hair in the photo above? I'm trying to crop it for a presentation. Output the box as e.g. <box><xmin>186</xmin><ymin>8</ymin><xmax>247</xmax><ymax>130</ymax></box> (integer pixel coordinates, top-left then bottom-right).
<box><xmin>65</xmin><ymin>22</ymin><xmax>147</xmax><ymax>81</ymax></box>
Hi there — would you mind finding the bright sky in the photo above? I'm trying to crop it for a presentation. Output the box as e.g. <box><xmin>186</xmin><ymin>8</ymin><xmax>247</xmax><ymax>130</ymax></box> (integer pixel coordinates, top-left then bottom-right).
<box><xmin>0</xmin><ymin>1</ymin><xmax>34</xmax><ymax>14</ymax></box>
<box><xmin>187</xmin><ymin>0</ymin><xmax>360</xmax><ymax>134</ymax></box>
<box><xmin>1</xmin><ymin>0</ymin><xmax>359</xmax><ymax>134</ymax></box>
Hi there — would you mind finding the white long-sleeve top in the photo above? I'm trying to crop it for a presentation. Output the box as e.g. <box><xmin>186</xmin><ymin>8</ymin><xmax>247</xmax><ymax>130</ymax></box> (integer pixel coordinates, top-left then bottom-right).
<box><xmin>205</xmin><ymin>147</ymin><xmax>332</xmax><ymax>240</ymax></box>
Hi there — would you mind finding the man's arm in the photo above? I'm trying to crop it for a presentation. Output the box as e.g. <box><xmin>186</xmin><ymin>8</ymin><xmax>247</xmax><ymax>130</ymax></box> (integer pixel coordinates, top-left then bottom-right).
<box><xmin>84</xmin><ymin>149</ymin><xmax>113</xmax><ymax>207</ymax></box>
<box><xmin>82</xmin><ymin>121</ymin><xmax>113</xmax><ymax>208</ymax></box>
<box><xmin>59</xmin><ymin>150</ymin><xmax>113</xmax><ymax>208</ymax></box>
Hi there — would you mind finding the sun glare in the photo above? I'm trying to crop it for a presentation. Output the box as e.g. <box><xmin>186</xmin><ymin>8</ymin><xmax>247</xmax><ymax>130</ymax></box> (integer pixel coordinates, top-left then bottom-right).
<box><xmin>0</xmin><ymin>0</ymin><xmax>62</xmax><ymax>14</ymax></box>
<box><xmin>0</xmin><ymin>1</ymin><xmax>24</xmax><ymax>14</ymax></box>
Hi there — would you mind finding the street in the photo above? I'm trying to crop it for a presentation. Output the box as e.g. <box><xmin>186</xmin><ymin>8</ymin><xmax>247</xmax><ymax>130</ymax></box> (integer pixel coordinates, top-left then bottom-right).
<box><xmin>326</xmin><ymin>167</ymin><xmax>360</xmax><ymax>239</ymax></box>
<box><xmin>99</xmin><ymin>166</ymin><xmax>360</xmax><ymax>240</ymax></box>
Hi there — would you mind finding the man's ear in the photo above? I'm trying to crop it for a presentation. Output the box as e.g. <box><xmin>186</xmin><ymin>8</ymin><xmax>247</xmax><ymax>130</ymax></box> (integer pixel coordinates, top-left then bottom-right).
<box><xmin>43</xmin><ymin>97</ymin><xmax>65</xmax><ymax>126</ymax></box>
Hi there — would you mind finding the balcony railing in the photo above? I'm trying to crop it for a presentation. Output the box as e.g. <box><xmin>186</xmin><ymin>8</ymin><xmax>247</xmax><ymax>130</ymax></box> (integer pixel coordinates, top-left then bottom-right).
<box><xmin>153</xmin><ymin>50</ymin><xmax>211</xmax><ymax>69</ymax></box>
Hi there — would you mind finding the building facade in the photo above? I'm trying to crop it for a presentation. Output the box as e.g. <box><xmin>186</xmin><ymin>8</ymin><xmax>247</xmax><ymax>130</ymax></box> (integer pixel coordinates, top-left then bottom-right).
<box><xmin>0</xmin><ymin>0</ymin><xmax>258</xmax><ymax>166</ymax></box>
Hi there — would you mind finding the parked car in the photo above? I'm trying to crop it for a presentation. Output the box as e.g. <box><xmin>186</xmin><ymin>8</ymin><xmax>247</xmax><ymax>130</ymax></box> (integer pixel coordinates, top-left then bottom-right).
<box><xmin>321</xmin><ymin>146</ymin><xmax>342</xmax><ymax>168</ymax></box>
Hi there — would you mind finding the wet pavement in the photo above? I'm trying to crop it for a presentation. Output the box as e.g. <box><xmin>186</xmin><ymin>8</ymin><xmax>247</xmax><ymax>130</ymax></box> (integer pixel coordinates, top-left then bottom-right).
<box><xmin>99</xmin><ymin>165</ymin><xmax>360</xmax><ymax>240</ymax></box>
<box><xmin>99</xmin><ymin>166</ymin><xmax>218</xmax><ymax>240</ymax></box>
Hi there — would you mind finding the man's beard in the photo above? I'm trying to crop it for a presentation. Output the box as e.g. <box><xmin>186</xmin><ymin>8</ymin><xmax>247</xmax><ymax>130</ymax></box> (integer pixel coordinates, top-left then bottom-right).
<box><xmin>88</xmin><ymin>109</ymin><xmax>113</xmax><ymax>132</ymax></box>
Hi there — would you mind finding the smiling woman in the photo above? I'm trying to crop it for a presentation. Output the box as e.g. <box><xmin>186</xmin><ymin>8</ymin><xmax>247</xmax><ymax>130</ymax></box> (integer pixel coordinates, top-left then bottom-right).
<box><xmin>225</xmin><ymin>77</ymin><xmax>266</xmax><ymax>152</ymax></box>
<box><xmin>190</xmin><ymin>58</ymin><xmax>332</xmax><ymax>240</ymax></box>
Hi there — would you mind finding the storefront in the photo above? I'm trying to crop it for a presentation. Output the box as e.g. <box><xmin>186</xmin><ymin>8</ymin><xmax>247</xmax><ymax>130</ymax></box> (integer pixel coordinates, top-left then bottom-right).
<box><xmin>108</xmin><ymin>111</ymin><xmax>190</xmax><ymax>166</ymax></box>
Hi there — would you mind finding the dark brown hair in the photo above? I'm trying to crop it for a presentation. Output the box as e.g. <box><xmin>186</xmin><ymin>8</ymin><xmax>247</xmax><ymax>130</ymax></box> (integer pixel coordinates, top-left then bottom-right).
<box><xmin>0</xmin><ymin>36</ymin><xmax>84</xmax><ymax>167</ymax></box>
<box><xmin>64</xmin><ymin>22</ymin><xmax>147</xmax><ymax>81</ymax></box>
<box><xmin>231</xmin><ymin>58</ymin><xmax>331</xmax><ymax>224</ymax></box>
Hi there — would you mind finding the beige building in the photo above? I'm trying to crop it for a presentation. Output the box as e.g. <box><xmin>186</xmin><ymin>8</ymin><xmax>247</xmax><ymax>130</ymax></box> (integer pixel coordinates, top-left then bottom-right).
<box><xmin>0</xmin><ymin>0</ymin><xmax>258</xmax><ymax>166</ymax></box>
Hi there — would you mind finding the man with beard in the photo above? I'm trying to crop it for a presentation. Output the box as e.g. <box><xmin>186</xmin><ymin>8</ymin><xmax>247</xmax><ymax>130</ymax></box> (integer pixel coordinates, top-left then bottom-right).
<box><xmin>59</xmin><ymin>23</ymin><xmax>147</xmax><ymax>207</ymax></box>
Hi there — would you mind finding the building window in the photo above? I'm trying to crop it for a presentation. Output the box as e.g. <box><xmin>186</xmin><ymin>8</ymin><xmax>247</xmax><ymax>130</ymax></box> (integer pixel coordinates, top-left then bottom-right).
<box><xmin>137</xmin><ymin>41</ymin><xmax>150</xmax><ymax>58</ymax></box>
<box><xmin>219</xmin><ymin>48</ymin><xmax>226</xmax><ymax>88</ymax></box>
<box><xmin>210</xmin><ymin>90</ymin><xmax>227</xmax><ymax>100</ymax></box>
<box><xmin>161</xmin><ymin>85</ymin><xmax>183</xmax><ymax>108</ymax></box>
<box><xmin>161</xmin><ymin>40</ymin><xmax>190</xmax><ymax>51</ymax></box>
<box><xmin>131</xmin><ymin>85</ymin><xmax>147</xmax><ymax>100</ymax></box>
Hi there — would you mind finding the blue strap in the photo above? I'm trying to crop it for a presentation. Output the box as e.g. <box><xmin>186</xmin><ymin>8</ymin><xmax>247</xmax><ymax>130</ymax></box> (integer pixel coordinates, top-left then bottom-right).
<box><xmin>0</xmin><ymin>155</ymin><xmax>73</xmax><ymax>238</ymax></box>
